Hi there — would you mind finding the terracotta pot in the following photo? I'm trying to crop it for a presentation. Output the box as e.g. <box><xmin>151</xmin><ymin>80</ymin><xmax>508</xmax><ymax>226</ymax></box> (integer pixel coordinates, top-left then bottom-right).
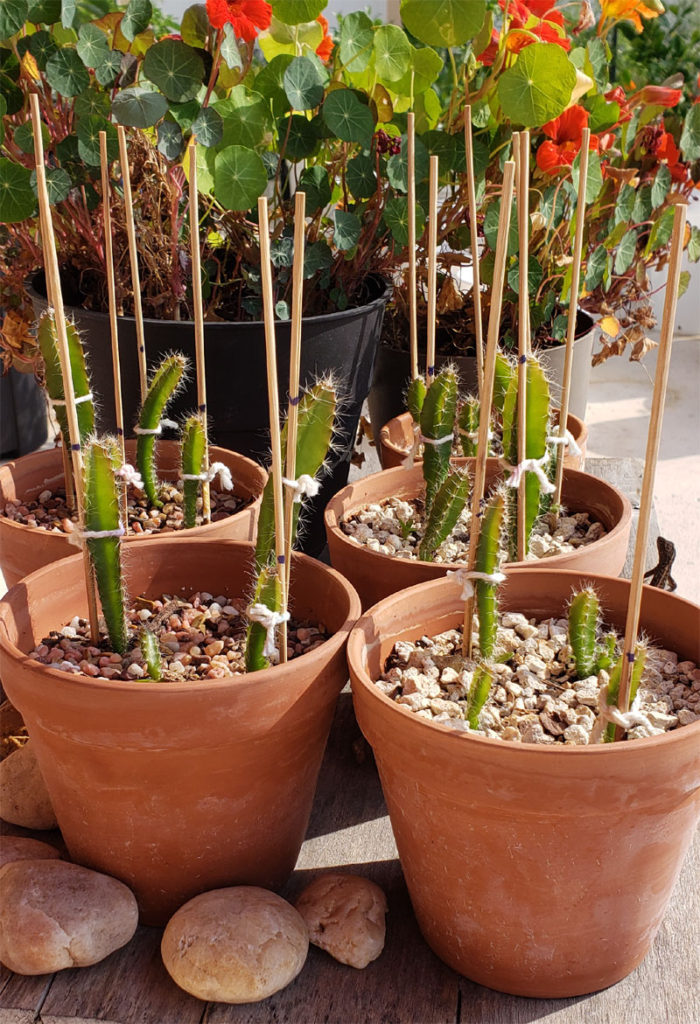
<box><xmin>325</xmin><ymin>460</ymin><xmax>632</xmax><ymax>609</ymax></box>
<box><xmin>347</xmin><ymin>569</ymin><xmax>700</xmax><ymax>997</ymax></box>
<box><xmin>378</xmin><ymin>408</ymin><xmax>588</xmax><ymax>471</ymax></box>
<box><xmin>0</xmin><ymin>441</ymin><xmax>266</xmax><ymax>589</ymax></box>
<box><xmin>0</xmin><ymin>539</ymin><xmax>361</xmax><ymax>925</ymax></box>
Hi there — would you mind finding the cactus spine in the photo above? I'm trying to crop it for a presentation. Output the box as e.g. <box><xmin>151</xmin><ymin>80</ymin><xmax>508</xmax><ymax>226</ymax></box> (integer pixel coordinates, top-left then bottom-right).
<box><xmin>418</xmin><ymin>469</ymin><xmax>469</xmax><ymax>561</ymax></box>
<box><xmin>603</xmin><ymin>643</ymin><xmax>648</xmax><ymax>742</ymax></box>
<box><xmin>406</xmin><ymin>376</ymin><xmax>427</xmax><ymax>424</ymax></box>
<box><xmin>180</xmin><ymin>414</ymin><xmax>207</xmax><ymax>529</ymax></box>
<box><xmin>140</xmin><ymin>629</ymin><xmax>162</xmax><ymax>681</ymax></box>
<box><xmin>136</xmin><ymin>354</ymin><xmax>186</xmax><ymax>508</ymax></box>
<box><xmin>83</xmin><ymin>438</ymin><xmax>127</xmax><ymax>654</ymax></box>
<box><xmin>457</xmin><ymin>398</ymin><xmax>480</xmax><ymax>458</ymax></box>
<box><xmin>37</xmin><ymin>311</ymin><xmax>95</xmax><ymax>444</ymax></box>
<box><xmin>245</xmin><ymin>566</ymin><xmax>283</xmax><ymax>673</ymax></box>
<box><xmin>466</xmin><ymin>665</ymin><xmax>493</xmax><ymax>730</ymax></box>
<box><xmin>568</xmin><ymin>587</ymin><xmax>620</xmax><ymax>679</ymax></box>
<box><xmin>419</xmin><ymin>368</ymin><xmax>458</xmax><ymax>513</ymax></box>
<box><xmin>474</xmin><ymin>490</ymin><xmax>505</xmax><ymax>660</ymax></box>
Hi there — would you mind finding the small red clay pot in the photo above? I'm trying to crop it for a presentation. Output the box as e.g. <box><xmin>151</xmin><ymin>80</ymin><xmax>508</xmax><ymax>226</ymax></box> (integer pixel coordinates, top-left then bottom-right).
<box><xmin>325</xmin><ymin>460</ymin><xmax>632</xmax><ymax>609</ymax></box>
<box><xmin>378</xmin><ymin>409</ymin><xmax>588</xmax><ymax>470</ymax></box>
<box><xmin>0</xmin><ymin>441</ymin><xmax>266</xmax><ymax>589</ymax></box>
<box><xmin>0</xmin><ymin>539</ymin><xmax>360</xmax><ymax>926</ymax></box>
<box><xmin>347</xmin><ymin>570</ymin><xmax>700</xmax><ymax>997</ymax></box>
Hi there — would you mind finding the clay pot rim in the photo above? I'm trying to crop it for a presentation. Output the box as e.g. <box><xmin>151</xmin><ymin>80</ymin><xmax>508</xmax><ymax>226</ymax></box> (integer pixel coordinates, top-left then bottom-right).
<box><xmin>348</xmin><ymin>569</ymin><xmax>700</xmax><ymax>756</ymax></box>
<box><xmin>325</xmin><ymin>460</ymin><xmax>632</xmax><ymax>572</ymax></box>
<box><xmin>0</xmin><ymin>444</ymin><xmax>267</xmax><ymax>544</ymax></box>
<box><xmin>0</xmin><ymin>540</ymin><xmax>361</xmax><ymax>697</ymax></box>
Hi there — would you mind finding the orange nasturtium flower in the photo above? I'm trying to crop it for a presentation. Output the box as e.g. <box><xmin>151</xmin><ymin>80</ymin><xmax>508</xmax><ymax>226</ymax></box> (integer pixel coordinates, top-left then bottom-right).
<box><xmin>315</xmin><ymin>15</ymin><xmax>333</xmax><ymax>63</ymax></box>
<box><xmin>630</xmin><ymin>85</ymin><xmax>682</xmax><ymax>108</ymax></box>
<box><xmin>206</xmin><ymin>0</ymin><xmax>271</xmax><ymax>39</ymax></box>
<box><xmin>536</xmin><ymin>105</ymin><xmax>600</xmax><ymax>173</ymax></box>
<box><xmin>599</xmin><ymin>0</ymin><xmax>664</xmax><ymax>33</ymax></box>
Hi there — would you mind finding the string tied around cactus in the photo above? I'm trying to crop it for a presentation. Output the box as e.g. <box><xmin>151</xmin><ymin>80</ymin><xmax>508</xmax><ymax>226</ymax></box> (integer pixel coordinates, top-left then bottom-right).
<box><xmin>49</xmin><ymin>392</ymin><xmax>93</xmax><ymax>407</ymax></box>
<box><xmin>420</xmin><ymin>433</ymin><xmax>454</xmax><ymax>447</ymax></box>
<box><xmin>446</xmin><ymin>568</ymin><xmax>507</xmax><ymax>601</ymax></box>
<box><xmin>181</xmin><ymin>462</ymin><xmax>233</xmax><ymax>491</ymax></box>
<box><xmin>500</xmin><ymin>454</ymin><xmax>555</xmax><ymax>494</ymax></box>
<box><xmin>82</xmin><ymin>522</ymin><xmax>126</xmax><ymax>540</ymax></box>
<box><xmin>116</xmin><ymin>463</ymin><xmax>144</xmax><ymax>490</ymax></box>
<box><xmin>133</xmin><ymin>419</ymin><xmax>179</xmax><ymax>436</ymax></box>
<box><xmin>588</xmin><ymin>682</ymin><xmax>656</xmax><ymax>744</ymax></box>
<box><xmin>247</xmin><ymin>603</ymin><xmax>291</xmax><ymax>663</ymax></box>
<box><xmin>458</xmin><ymin>428</ymin><xmax>494</xmax><ymax>441</ymax></box>
<box><xmin>546</xmin><ymin>429</ymin><xmax>582</xmax><ymax>458</ymax></box>
<box><xmin>282</xmin><ymin>474</ymin><xmax>320</xmax><ymax>504</ymax></box>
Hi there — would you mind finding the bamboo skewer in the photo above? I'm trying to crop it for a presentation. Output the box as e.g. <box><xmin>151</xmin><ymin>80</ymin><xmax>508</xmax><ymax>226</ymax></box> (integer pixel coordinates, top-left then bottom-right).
<box><xmin>553</xmin><ymin>128</ymin><xmax>590</xmax><ymax>506</ymax></box>
<box><xmin>283</xmin><ymin>190</ymin><xmax>307</xmax><ymax>598</ymax></box>
<box><xmin>258</xmin><ymin>196</ymin><xmax>288</xmax><ymax>664</ymax></box>
<box><xmin>116</xmin><ymin>125</ymin><xmax>148</xmax><ymax>403</ymax></box>
<box><xmin>426</xmin><ymin>155</ymin><xmax>439</xmax><ymax>385</ymax></box>
<box><xmin>188</xmin><ymin>142</ymin><xmax>211</xmax><ymax>523</ymax></box>
<box><xmin>616</xmin><ymin>203</ymin><xmax>687</xmax><ymax>718</ymax></box>
<box><xmin>407</xmin><ymin>113</ymin><xmax>419</xmax><ymax>382</ymax></box>
<box><xmin>462</xmin><ymin>160</ymin><xmax>516</xmax><ymax>656</ymax></box>
<box><xmin>516</xmin><ymin>131</ymin><xmax>530</xmax><ymax>562</ymax></box>
<box><xmin>464</xmin><ymin>105</ymin><xmax>484</xmax><ymax>395</ymax></box>
<box><xmin>31</xmin><ymin>94</ymin><xmax>100</xmax><ymax>642</ymax></box>
<box><xmin>99</xmin><ymin>132</ymin><xmax>125</xmax><ymax>467</ymax></box>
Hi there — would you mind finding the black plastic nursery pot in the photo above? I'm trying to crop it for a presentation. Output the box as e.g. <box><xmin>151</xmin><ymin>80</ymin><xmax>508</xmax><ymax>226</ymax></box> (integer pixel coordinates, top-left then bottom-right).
<box><xmin>368</xmin><ymin>310</ymin><xmax>596</xmax><ymax>439</ymax></box>
<box><xmin>29</xmin><ymin>275</ymin><xmax>389</xmax><ymax>555</ymax></box>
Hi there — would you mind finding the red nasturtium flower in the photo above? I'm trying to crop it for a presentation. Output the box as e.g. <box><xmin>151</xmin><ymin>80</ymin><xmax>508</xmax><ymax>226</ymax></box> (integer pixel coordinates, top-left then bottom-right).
<box><xmin>599</xmin><ymin>0</ymin><xmax>663</xmax><ymax>33</ymax></box>
<box><xmin>206</xmin><ymin>0</ymin><xmax>271</xmax><ymax>39</ymax></box>
<box><xmin>315</xmin><ymin>15</ymin><xmax>333</xmax><ymax>63</ymax></box>
<box><xmin>630</xmin><ymin>85</ymin><xmax>682</xmax><ymax>108</ymax></box>
<box><xmin>476</xmin><ymin>29</ymin><xmax>500</xmax><ymax>66</ymax></box>
<box><xmin>653</xmin><ymin>130</ymin><xmax>688</xmax><ymax>182</ymax></box>
<box><xmin>536</xmin><ymin>105</ymin><xmax>600</xmax><ymax>173</ymax></box>
<box><xmin>501</xmin><ymin>0</ymin><xmax>571</xmax><ymax>51</ymax></box>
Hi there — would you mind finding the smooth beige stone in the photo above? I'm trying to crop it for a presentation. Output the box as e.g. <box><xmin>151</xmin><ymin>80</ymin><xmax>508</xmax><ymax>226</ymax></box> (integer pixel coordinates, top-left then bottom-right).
<box><xmin>161</xmin><ymin>886</ymin><xmax>308</xmax><ymax>1003</ymax></box>
<box><xmin>0</xmin><ymin>836</ymin><xmax>60</xmax><ymax>867</ymax></box>
<box><xmin>295</xmin><ymin>873</ymin><xmax>387</xmax><ymax>968</ymax></box>
<box><xmin>0</xmin><ymin>859</ymin><xmax>138</xmax><ymax>974</ymax></box>
<box><xmin>0</xmin><ymin>741</ymin><xmax>57</xmax><ymax>829</ymax></box>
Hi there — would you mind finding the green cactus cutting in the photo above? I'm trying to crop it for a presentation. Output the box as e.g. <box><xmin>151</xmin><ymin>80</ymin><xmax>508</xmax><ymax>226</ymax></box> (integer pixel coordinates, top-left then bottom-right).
<box><xmin>603</xmin><ymin>642</ymin><xmax>648</xmax><ymax>742</ymax></box>
<box><xmin>418</xmin><ymin>469</ymin><xmax>470</xmax><ymax>562</ymax></box>
<box><xmin>255</xmin><ymin>381</ymin><xmax>336</xmax><ymax>571</ymax></box>
<box><xmin>406</xmin><ymin>376</ymin><xmax>427</xmax><ymax>424</ymax></box>
<box><xmin>139</xmin><ymin>628</ymin><xmax>162</xmax><ymax>681</ymax></box>
<box><xmin>457</xmin><ymin>397</ymin><xmax>480</xmax><ymax>458</ymax></box>
<box><xmin>568</xmin><ymin>587</ymin><xmax>620</xmax><ymax>679</ymax></box>
<box><xmin>419</xmin><ymin>367</ymin><xmax>458</xmax><ymax>513</ymax></box>
<box><xmin>466</xmin><ymin>665</ymin><xmax>494</xmax><ymax>730</ymax></box>
<box><xmin>83</xmin><ymin>438</ymin><xmax>127</xmax><ymax>655</ymax></box>
<box><xmin>245</xmin><ymin>566</ymin><xmax>283</xmax><ymax>673</ymax></box>
<box><xmin>474</xmin><ymin>490</ymin><xmax>506</xmax><ymax>660</ymax></box>
<box><xmin>493</xmin><ymin>352</ymin><xmax>516</xmax><ymax>416</ymax></box>
<box><xmin>135</xmin><ymin>354</ymin><xmax>186</xmax><ymax>509</ymax></box>
<box><xmin>37</xmin><ymin>310</ymin><xmax>95</xmax><ymax>445</ymax></box>
<box><xmin>180</xmin><ymin>414</ymin><xmax>207</xmax><ymax>530</ymax></box>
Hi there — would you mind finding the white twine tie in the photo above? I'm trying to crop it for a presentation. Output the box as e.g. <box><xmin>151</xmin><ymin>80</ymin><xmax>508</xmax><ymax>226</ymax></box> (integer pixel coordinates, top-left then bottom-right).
<box><xmin>546</xmin><ymin>429</ymin><xmax>582</xmax><ymax>458</ymax></box>
<box><xmin>420</xmin><ymin>433</ymin><xmax>454</xmax><ymax>447</ymax></box>
<box><xmin>588</xmin><ymin>683</ymin><xmax>656</xmax><ymax>744</ymax></box>
<box><xmin>133</xmin><ymin>418</ymin><xmax>179</xmax><ymax>435</ymax></box>
<box><xmin>247</xmin><ymin>603</ymin><xmax>291</xmax><ymax>662</ymax></box>
<box><xmin>446</xmin><ymin>568</ymin><xmax>507</xmax><ymax>600</ymax></box>
<box><xmin>458</xmin><ymin>428</ymin><xmax>494</xmax><ymax>441</ymax></box>
<box><xmin>116</xmin><ymin>463</ymin><xmax>144</xmax><ymax>489</ymax></box>
<box><xmin>501</xmin><ymin>454</ymin><xmax>555</xmax><ymax>494</ymax></box>
<box><xmin>82</xmin><ymin>522</ymin><xmax>126</xmax><ymax>540</ymax></box>
<box><xmin>49</xmin><ymin>392</ymin><xmax>93</xmax><ymax>406</ymax></box>
<box><xmin>182</xmin><ymin>462</ymin><xmax>233</xmax><ymax>491</ymax></box>
<box><xmin>282</xmin><ymin>474</ymin><xmax>320</xmax><ymax>503</ymax></box>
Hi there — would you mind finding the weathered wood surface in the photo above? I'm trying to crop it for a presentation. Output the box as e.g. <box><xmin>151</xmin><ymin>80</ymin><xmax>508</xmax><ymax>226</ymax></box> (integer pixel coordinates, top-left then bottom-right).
<box><xmin>1</xmin><ymin>456</ymin><xmax>698</xmax><ymax>1023</ymax></box>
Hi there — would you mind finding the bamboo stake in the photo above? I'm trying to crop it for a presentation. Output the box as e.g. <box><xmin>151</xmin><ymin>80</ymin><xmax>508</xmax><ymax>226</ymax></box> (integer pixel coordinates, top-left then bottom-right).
<box><xmin>99</xmin><ymin>132</ymin><xmax>125</xmax><ymax>467</ymax></box>
<box><xmin>188</xmin><ymin>141</ymin><xmax>211</xmax><ymax>523</ymax></box>
<box><xmin>31</xmin><ymin>94</ymin><xmax>100</xmax><ymax>642</ymax></box>
<box><xmin>616</xmin><ymin>202</ymin><xmax>687</xmax><ymax>718</ymax></box>
<box><xmin>516</xmin><ymin>131</ymin><xmax>530</xmax><ymax>562</ymax></box>
<box><xmin>407</xmin><ymin>112</ymin><xmax>419</xmax><ymax>382</ymax></box>
<box><xmin>258</xmin><ymin>196</ymin><xmax>288</xmax><ymax>664</ymax></box>
<box><xmin>464</xmin><ymin>104</ymin><xmax>484</xmax><ymax>395</ymax></box>
<box><xmin>116</xmin><ymin>125</ymin><xmax>148</xmax><ymax>403</ymax></box>
<box><xmin>462</xmin><ymin>160</ymin><xmax>516</xmax><ymax>656</ymax></box>
<box><xmin>283</xmin><ymin>190</ymin><xmax>307</xmax><ymax>598</ymax></box>
<box><xmin>426</xmin><ymin>154</ymin><xmax>439</xmax><ymax>385</ymax></box>
<box><xmin>553</xmin><ymin>128</ymin><xmax>590</xmax><ymax>506</ymax></box>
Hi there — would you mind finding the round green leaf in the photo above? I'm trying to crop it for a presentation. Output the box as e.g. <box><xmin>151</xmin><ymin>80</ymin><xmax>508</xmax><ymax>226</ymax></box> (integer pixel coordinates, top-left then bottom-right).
<box><xmin>298</xmin><ymin>165</ymin><xmax>331</xmax><ymax>210</ymax></box>
<box><xmin>279</xmin><ymin>113</ymin><xmax>317</xmax><ymax>160</ymax></box>
<box><xmin>644</xmin><ymin>205</ymin><xmax>675</xmax><ymax>256</ymax></box>
<box><xmin>77</xmin><ymin>115</ymin><xmax>118</xmax><ymax>166</ymax></box>
<box><xmin>45</xmin><ymin>47</ymin><xmax>90</xmax><ymax>97</ymax></box>
<box><xmin>421</xmin><ymin>130</ymin><xmax>456</xmax><ymax>173</ymax></box>
<box><xmin>157</xmin><ymin>118</ymin><xmax>183</xmax><ymax>160</ymax></box>
<box><xmin>497</xmin><ymin>44</ymin><xmax>576</xmax><ymax>128</ymax></box>
<box><xmin>484</xmin><ymin>197</ymin><xmax>518</xmax><ymax>256</ymax></box>
<box><xmin>142</xmin><ymin>39</ymin><xmax>204</xmax><ymax>103</ymax></box>
<box><xmin>181</xmin><ymin>4</ymin><xmax>209</xmax><ymax>48</ymax></box>
<box><xmin>614</xmin><ymin>229</ymin><xmax>638</xmax><ymax>275</ymax></box>
<box><xmin>216</xmin><ymin>86</ymin><xmax>270</xmax><ymax>149</ymax></box>
<box><xmin>13</xmin><ymin>119</ymin><xmax>49</xmax><ymax>155</ymax></box>
<box><xmin>585</xmin><ymin>244</ymin><xmax>607</xmax><ymax>291</ymax></box>
<box><xmin>0</xmin><ymin>72</ymin><xmax>23</xmax><ymax>115</ymax></box>
<box><xmin>122</xmin><ymin>0</ymin><xmax>153</xmax><ymax>43</ymax></box>
<box><xmin>651</xmin><ymin>164</ymin><xmax>671</xmax><ymax>210</ymax></box>
<box><xmin>95</xmin><ymin>50</ymin><xmax>122</xmax><ymax>87</ymax></box>
<box><xmin>507</xmin><ymin>255</ymin><xmax>543</xmax><ymax>296</ymax></box>
<box><xmin>283</xmin><ymin>55</ymin><xmax>324</xmax><ymax>111</ymax></box>
<box><xmin>384</xmin><ymin>196</ymin><xmax>425</xmax><ymax>246</ymax></box>
<box><xmin>192</xmin><ymin>107</ymin><xmax>222</xmax><ymax>147</ymax></box>
<box><xmin>374</xmin><ymin>25</ymin><xmax>411</xmax><ymax>84</ymax></box>
<box><xmin>61</xmin><ymin>0</ymin><xmax>76</xmax><ymax>30</ymax></box>
<box><xmin>339</xmin><ymin>11</ymin><xmax>373</xmax><ymax>73</ymax></box>
<box><xmin>0</xmin><ymin>0</ymin><xmax>29</xmax><ymax>42</ymax></box>
<box><xmin>334</xmin><ymin>209</ymin><xmax>362</xmax><ymax>251</ymax></box>
<box><xmin>303</xmin><ymin>239</ymin><xmax>332</xmax><ymax>278</ymax></box>
<box><xmin>387</xmin><ymin>133</ymin><xmax>429</xmax><ymax>192</ymax></box>
<box><xmin>272</xmin><ymin>0</ymin><xmax>325</xmax><ymax>26</ymax></box>
<box><xmin>0</xmin><ymin>158</ymin><xmax>35</xmax><ymax>222</ymax></box>
<box><xmin>112</xmin><ymin>86</ymin><xmax>168</xmax><ymax>128</ymax></box>
<box><xmin>346</xmin><ymin>153</ymin><xmax>376</xmax><ymax>199</ymax></box>
<box><xmin>680</xmin><ymin>104</ymin><xmax>700</xmax><ymax>162</ymax></box>
<box><xmin>220</xmin><ymin>22</ymin><xmax>242</xmax><ymax>70</ymax></box>
<box><xmin>214</xmin><ymin>145</ymin><xmax>267</xmax><ymax>211</ymax></box>
<box><xmin>400</xmin><ymin>0</ymin><xmax>486</xmax><ymax>48</ymax></box>
<box><xmin>256</xmin><ymin>53</ymin><xmax>293</xmax><ymax>117</ymax></box>
<box><xmin>28</xmin><ymin>0</ymin><xmax>61</xmax><ymax>24</ymax></box>
<box><xmin>322</xmin><ymin>89</ymin><xmax>374</xmax><ymax>144</ymax></box>
<box><xmin>28</xmin><ymin>29</ymin><xmax>58</xmax><ymax>70</ymax></box>
<box><xmin>30</xmin><ymin>164</ymin><xmax>71</xmax><ymax>204</ymax></box>
<box><xmin>77</xmin><ymin>23</ymin><xmax>110</xmax><ymax>68</ymax></box>
<box><xmin>633</xmin><ymin>185</ymin><xmax>652</xmax><ymax>225</ymax></box>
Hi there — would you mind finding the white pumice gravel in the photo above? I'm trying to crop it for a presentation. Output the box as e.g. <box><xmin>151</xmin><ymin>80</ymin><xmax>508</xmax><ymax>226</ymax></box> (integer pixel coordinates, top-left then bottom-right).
<box><xmin>341</xmin><ymin>495</ymin><xmax>606</xmax><ymax>563</ymax></box>
<box><xmin>377</xmin><ymin>619</ymin><xmax>698</xmax><ymax>744</ymax></box>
